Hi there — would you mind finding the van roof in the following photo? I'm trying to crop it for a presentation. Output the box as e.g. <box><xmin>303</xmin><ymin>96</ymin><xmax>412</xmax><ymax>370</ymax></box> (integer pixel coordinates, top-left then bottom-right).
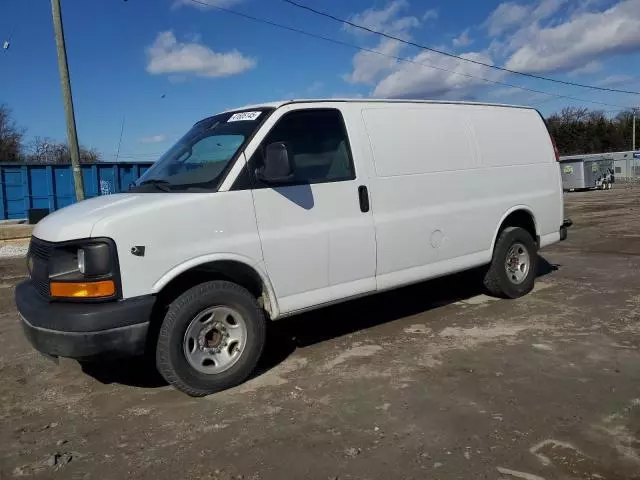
<box><xmin>223</xmin><ymin>98</ymin><xmax>535</xmax><ymax>113</ymax></box>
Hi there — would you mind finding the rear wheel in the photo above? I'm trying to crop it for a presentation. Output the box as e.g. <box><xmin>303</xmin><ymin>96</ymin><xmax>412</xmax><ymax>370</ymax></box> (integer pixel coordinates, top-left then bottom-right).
<box><xmin>484</xmin><ymin>226</ymin><xmax>538</xmax><ymax>298</ymax></box>
<box><xmin>156</xmin><ymin>281</ymin><xmax>266</xmax><ymax>397</ymax></box>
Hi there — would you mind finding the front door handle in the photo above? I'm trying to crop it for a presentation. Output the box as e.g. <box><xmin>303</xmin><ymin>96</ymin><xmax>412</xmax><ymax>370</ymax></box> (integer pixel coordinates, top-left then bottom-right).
<box><xmin>358</xmin><ymin>185</ymin><xmax>370</xmax><ymax>213</ymax></box>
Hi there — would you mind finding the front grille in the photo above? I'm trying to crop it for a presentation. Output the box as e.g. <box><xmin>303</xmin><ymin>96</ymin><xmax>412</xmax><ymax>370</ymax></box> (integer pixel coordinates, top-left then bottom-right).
<box><xmin>28</xmin><ymin>237</ymin><xmax>53</xmax><ymax>299</ymax></box>
<box><xmin>31</xmin><ymin>275</ymin><xmax>49</xmax><ymax>299</ymax></box>
<box><xmin>29</xmin><ymin>238</ymin><xmax>53</xmax><ymax>261</ymax></box>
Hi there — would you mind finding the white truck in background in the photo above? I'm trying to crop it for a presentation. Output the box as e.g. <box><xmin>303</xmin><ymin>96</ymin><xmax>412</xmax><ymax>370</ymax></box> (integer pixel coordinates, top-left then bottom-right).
<box><xmin>16</xmin><ymin>99</ymin><xmax>570</xmax><ymax>396</ymax></box>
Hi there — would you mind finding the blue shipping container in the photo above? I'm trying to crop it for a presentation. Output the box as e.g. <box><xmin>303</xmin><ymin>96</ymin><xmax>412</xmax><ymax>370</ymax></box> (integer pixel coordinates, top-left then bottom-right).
<box><xmin>0</xmin><ymin>162</ymin><xmax>153</xmax><ymax>220</ymax></box>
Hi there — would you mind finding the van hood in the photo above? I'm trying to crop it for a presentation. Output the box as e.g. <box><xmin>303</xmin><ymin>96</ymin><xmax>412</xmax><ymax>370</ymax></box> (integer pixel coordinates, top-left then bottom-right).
<box><xmin>33</xmin><ymin>193</ymin><xmax>207</xmax><ymax>242</ymax></box>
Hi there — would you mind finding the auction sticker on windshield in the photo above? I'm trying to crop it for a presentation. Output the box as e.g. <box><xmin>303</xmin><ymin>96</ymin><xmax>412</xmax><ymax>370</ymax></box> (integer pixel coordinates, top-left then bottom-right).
<box><xmin>228</xmin><ymin>111</ymin><xmax>262</xmax><ymax>122</ymax></box>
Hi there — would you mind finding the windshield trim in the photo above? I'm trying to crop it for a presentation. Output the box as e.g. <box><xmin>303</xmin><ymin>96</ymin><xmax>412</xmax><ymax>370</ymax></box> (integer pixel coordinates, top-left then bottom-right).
<box><xmin>131</xmin><ymin>107</ymin><xmax>275</xmax><ymax>193</ymax></box>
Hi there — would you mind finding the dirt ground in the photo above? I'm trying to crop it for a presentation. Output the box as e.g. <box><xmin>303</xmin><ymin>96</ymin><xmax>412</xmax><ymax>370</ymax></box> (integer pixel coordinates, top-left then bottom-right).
<box><xmin>1</xmin><ymin>185</ymin><xmax>640</xmax><ymax>480</ymax></box>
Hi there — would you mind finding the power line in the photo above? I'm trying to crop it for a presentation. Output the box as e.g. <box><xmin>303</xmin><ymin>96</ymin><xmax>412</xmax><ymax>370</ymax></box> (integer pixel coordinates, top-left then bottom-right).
<box><xmin>282</xmin><ymin>0</ymin><xmax>640</xmax><ymax>97</ymax></box>
<box><xmin>183</xmin><ymin>0</ymin><xmax>635</xmax><ymax>111</ymax></box>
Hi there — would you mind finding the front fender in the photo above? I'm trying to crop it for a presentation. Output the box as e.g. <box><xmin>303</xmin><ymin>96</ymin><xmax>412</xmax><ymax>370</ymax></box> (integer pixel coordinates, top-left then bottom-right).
<box><xmin>152</xmin><ymin>253</ymin><xmax>280</xmax><ymax>319</ymax></box>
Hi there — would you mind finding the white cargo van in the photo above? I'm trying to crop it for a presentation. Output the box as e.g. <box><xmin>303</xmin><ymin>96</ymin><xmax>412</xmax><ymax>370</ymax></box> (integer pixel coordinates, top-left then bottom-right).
<box><xmin>16</xmin><ymin>100</ymin><xmax>570</xmax><ymax>396</ymax></box>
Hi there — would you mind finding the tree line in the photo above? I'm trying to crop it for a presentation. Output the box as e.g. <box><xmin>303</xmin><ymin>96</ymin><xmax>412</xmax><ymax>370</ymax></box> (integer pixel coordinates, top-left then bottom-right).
<box><xmin>0</xmin><ymin>104</ymin><xmax>100</xmax><ymax>164</ymax></box>
<box><xmin>1</xmin><ymin>102</ymin><xmax>638</xmax><ymax>163</ymax></box>
<box><xmin>546</xmin><ymin>107</ymin><xmax>638</xmax><ymax>156</ymax></box>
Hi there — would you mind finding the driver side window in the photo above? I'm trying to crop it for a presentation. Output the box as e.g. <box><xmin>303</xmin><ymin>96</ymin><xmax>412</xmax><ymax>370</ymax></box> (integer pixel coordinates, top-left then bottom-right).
<box><xmin>252</xmin><ymin>108</ymin><xmax>355</xmax><ymax>185</ymax></box>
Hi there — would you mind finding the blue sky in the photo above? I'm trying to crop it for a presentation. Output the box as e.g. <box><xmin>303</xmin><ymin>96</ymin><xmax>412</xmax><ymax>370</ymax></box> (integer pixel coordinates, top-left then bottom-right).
<box><xmin>1</xmin><ymin>0</ymin><xmax>639</xmax><ymax>161</ymax></box>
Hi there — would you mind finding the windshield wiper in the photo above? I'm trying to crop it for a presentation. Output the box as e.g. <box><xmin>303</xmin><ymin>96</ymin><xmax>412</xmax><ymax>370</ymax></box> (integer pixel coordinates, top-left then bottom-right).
<box><xmin>138</xmin><ymin>179</ymin><xmax>173</xmax><ymax>192</ymax></box>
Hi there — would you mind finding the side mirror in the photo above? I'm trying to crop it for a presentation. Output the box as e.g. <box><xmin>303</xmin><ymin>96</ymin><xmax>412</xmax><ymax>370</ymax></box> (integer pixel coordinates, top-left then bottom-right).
<box><xmin>256</xmin><ymin>142</ymin><xmax>295</xmax><ymax>184</ymax></box>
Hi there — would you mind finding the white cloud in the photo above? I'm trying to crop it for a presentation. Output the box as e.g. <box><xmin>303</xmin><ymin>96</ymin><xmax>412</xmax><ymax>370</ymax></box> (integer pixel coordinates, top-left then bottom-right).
<box><xmin>488</xmin><ymin>87</ymin><xmax>526</xmax><ymax>98</ymax></box>
<box><xmin>172</xmin><ymin>0</ymin><xmax>243</xmax><ymax>9</ymax></box>
<box><xmin>569</xmin><ymin>0</ymin><xmax>606</xmax><ymax>17</ymax></box>
<box><xmin>372</xmin><ymin>50</ymin><xmax>505</xmax><ymax>99</ymax></box>
<box><xmin>487</xmin><ymin>87</ymin><xmax>550</xmax><ymax>104</ymax></box>
<box><xmin>344</xmin><ymin>1</ymin><xmax>504</xmax><ymax>100</ymax></box>
<box><xmin>422</xmin><ymin>9</ymin><xmax>438</xmax><ymax>21</ymax></box>
<box><xmin>139</xmin><ymin>135</ymin><xmax>166</xmax><ymax>144</ymax></box>
<box><xmin>484</xmin><ymin>0</ymin><xmax>567</xmax><ymax>36</ymax></box>
<box><xmin>504</xmin><ymin>0</ymin><xmax>640</xmax><ymax>73</ymax></box>
<box><xmin>345</xmin><ymin>39</ymin><xmax>403</xmax><ymax>84</ymax></box>
<box><xmin>344</xmin><ymin>2</ymin><xmax>422</xmax><ymax>85</ymax></box>
<box><xmin>344</xmin><ymin>0</ymin><xmax>420</xmax><ymax>39</ymax></box>
<box><xmin>343</xmin><ymin>1</ymin><xmax>510</xmax><ymax>100</ymax></box>
<box><xmin>596</xmin><ymin>74</ymin><xmax>634</xmax><ymax>86</ymax></box>
<box><xmin>484</xmin><ymin>2</ymin><xmax>531</xmax><ymax>36</ymax></box>
<box><xmin>452</xmin><ymin>29</ymin><xmax>473</xmax><ymax>48</ymax></box>
<box><xmin>146</xmin><ymin>31</ymin><xmax>255</xmax><ymax>78</ymax></box>
<box><xmin>531</xmin><ymin>0</ymin><xmax>568</xmax><ymax>21</ymax></box>
<box><xmin>341</xmin><ymin>0</ymin><xmax>639</xmax><ymax>101</ymax></box>
<box><xmin>567</xmin><ymin>60</ymin><xmax>602</xmax><ymax>76</ymax></box>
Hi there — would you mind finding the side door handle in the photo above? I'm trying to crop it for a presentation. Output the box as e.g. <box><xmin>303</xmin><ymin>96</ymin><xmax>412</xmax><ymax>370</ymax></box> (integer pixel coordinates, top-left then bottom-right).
<box><xmin>358</xmin><ymin>185</ymin><xmax>370</xmax><ymax>213</ymax></box>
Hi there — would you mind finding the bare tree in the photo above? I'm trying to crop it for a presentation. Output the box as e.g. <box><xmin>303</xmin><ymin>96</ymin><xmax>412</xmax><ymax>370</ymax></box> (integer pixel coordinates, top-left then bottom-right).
<box><xmin>558</xmin><ymin>107</ymin><xmax>589</xmax><ymax>123</ymax></box>
<box><xmin>26</xmin><ymin>137</ymin><xmax>100</xmax><ymax>164</ymax></box>
<box><xmin>0</xmin><ymin>104</ymin><xmax>25</xmax><ymax>162</ymax></box>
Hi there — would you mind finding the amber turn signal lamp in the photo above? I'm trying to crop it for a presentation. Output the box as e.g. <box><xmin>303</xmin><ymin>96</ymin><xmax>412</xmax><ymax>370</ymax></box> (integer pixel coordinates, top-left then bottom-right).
<box><xmin>50</xmin><ymin>280</ymin><xmax>116</xmax><ymax>298</ymax></box>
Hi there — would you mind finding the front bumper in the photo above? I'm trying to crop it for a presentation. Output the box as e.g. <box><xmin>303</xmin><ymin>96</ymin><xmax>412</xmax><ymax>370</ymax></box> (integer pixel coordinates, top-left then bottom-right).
<box><xmin>16</xmin><ymin>281</ymin><xmax>155</xmax><ymax>360</ymax></box>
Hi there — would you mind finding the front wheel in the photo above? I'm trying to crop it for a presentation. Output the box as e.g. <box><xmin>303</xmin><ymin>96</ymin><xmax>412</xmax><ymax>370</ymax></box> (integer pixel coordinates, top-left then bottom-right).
<box><xmin>484</xmin><ymin>226</ymin><xmax>538</xmax><ymax>298</ymax></box>
<box><xmin>156</xmin><ymin>281</ymin><xmax>266</xmax><ymax>397</ymax></box>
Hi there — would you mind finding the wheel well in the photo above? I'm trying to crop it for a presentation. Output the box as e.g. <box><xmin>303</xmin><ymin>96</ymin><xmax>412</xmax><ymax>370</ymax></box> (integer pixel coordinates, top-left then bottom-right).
<box><xmin>498</xmin><ymin>210</ymin><xmax>538</xmax><ymax>244</ymax></box>
<box><xmin>145</xmin><ymin>260</ymin><xmax>270</xmax><ymax>359</ymax></box>
<box><xmin>157</xmin><ymin>260</ymin><xmax>264</xmax><ymax>304</ymax></box>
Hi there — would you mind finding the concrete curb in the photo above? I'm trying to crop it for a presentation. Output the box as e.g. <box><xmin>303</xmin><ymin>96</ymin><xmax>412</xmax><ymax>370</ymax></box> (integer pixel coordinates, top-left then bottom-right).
<box><xmin>0</xmin><ymin>224</ymin><xmax>34</xmax><ymax>241</ymax></box>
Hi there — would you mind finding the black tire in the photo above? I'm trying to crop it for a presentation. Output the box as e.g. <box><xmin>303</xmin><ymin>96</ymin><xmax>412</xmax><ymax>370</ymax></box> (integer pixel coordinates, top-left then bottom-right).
<box><xmin>484</xmin><ymin>226</ymin><xmax>538</xmax><ymax>299</ymax></box>
<box><xmin>156</xmin><ymin>281</ymin><xmax>266</xmax><ymax>397</ymax></box>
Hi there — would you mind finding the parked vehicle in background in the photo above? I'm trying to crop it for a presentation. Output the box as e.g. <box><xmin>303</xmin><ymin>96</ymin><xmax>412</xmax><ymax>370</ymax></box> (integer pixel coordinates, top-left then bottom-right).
<box><xmin>559</xmin><ymin>155</ymin><xmax>615</xmax><ymax>191</ymax></box>
<box><xmin>15</xmin><ymin>99</ymin><xmax>570</xmax><ymax>396</ymax></box>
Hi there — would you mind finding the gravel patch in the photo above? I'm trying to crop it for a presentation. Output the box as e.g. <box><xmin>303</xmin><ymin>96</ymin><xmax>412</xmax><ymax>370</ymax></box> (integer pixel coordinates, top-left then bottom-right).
<box><xmin>0</xmin><ymin>244</ymin><xmax>28</xmax><ymax>258</ymax></box>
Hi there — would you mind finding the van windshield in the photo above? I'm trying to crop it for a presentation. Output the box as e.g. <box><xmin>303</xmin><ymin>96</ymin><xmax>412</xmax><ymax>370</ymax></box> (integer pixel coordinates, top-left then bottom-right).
<box><xmin>133</xmin><ymin>109</ymin><xmax>270</xmax><ymax>191</ymax></box>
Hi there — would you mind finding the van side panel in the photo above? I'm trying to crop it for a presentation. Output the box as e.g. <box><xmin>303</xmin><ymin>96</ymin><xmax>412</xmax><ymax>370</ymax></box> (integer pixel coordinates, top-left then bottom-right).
<box><xmin>467</xmin><ymin>106</ymin><xmax>562</xmax><ymax>240</ymax></box>
<box><xmin>362</xmin><ymin>105</ymin><xmax>482</xmax><ymax>280</ymax></box>
<box><xmin>365</xmin><ymin>107</ymin><xmax>477</xmax><ymax>177</ymax></box>
<box><xmin>362</xmin><ymin>103</ymin><xmax>562</xmax><ymax>291</ymax></box>
<box><xmin>468</xmin><ymin>107</ymin><xmax>551</xmax><ymax>167</ymax></box>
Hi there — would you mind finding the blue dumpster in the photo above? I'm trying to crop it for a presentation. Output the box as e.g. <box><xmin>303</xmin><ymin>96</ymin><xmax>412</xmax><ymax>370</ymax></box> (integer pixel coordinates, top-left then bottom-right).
<box><xmin>0</xmin><ymin>162</ymin><xmax>153</xmax><ymax>220</ymax></box>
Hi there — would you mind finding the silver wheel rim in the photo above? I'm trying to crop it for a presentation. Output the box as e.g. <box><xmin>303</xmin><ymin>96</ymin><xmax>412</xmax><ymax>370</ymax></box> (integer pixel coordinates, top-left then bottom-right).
<box><xmin>183</xmin><ymin>306</ymin><xmax>247</xmax><ymax>375</ymax></box>
<box><xmin>505</xmin><ymin>242</ymin><xmax>530</xmax><ymax>285</ymax></box>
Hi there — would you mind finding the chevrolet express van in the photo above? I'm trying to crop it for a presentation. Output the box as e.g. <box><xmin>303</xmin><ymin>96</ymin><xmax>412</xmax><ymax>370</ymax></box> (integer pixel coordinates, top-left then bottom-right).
<box><xmin>16</xmin><ymin>100</ymin><xmax>570</xmax><ymax>396</ymax></box>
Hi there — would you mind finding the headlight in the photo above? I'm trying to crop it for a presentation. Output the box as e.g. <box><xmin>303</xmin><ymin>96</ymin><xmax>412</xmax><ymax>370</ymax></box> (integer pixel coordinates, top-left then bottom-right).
<box><xmin>47</xmin><ymin>240</ymin><xmax>119</xmax><ymax>300</ymax></box>
<box><xmin>77</xmin><ymin>248</ymin><xmax>85</xmax><ymax>274</ymax></box>
<box><xmin>78</xmin><ymin>243</ymin><xmax>112</xmax><ymax>276</ymax></box>
<box><xmin>49</xmin><ymin>242</ymin><xmax>112</xmax><ymax>279</ymax></box>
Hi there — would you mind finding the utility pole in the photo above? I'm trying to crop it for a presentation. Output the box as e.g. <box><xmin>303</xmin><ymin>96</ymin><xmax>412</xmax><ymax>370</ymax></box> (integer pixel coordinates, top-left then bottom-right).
<box><xmin>51</xmin><ymin>0</ymin><xmax>84</xmax><ymax>201</ymax></box>
<box><xmin>633</xmin><ymin>114</ymin><xmax>636</xmax><ymax>151</ymax></box>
